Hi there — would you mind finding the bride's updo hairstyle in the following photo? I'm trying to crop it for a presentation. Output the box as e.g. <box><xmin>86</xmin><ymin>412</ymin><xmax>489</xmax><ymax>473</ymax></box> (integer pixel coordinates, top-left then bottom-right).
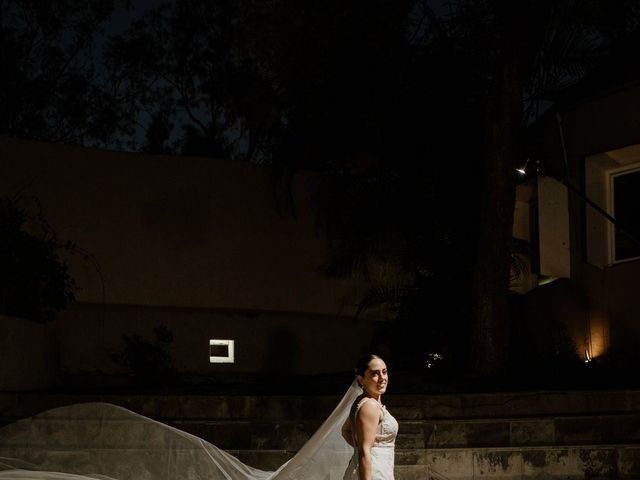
<box><xmin>355</xmin><ymin>353</ymin><xmax>382</xmax><ymax>386</ymax></box>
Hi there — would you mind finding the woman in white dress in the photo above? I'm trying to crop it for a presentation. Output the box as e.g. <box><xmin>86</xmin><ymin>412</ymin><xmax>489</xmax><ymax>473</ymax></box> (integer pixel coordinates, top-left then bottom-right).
<box><xmin>342</xmin><ymin>354</ymin><xmax>398</xmax><ymax>480</ymax></box>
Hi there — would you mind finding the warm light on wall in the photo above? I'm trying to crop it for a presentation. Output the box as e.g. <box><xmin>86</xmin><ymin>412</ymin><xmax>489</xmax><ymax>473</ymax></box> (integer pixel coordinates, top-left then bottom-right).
<box><xmin>583</xmin><ymin>312</ymin><xmax>609</xmax><ymax>362</ymax></box>
<box><xmin>209</xmin><ymin>339</ymin><xmax>235</xmax><ymax>363</ymax></box>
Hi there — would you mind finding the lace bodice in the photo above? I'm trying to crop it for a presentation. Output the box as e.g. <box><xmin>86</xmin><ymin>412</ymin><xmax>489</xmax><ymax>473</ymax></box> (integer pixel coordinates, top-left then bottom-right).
<box><xmin>354</xmin><ymin>398</ymin><xmax>398</xmax><ymax>447</ymax></box>
<box><xmin>343</xmin><ymin>397</ymin><xmax>398</xmax><ymax>479</ymax></box>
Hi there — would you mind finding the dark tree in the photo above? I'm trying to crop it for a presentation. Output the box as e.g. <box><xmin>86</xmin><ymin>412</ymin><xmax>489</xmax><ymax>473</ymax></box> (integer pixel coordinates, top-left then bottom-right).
<box><xmin>0</xmin><ymin>196</ymin><xmax>75</xmax><ymax>322</ymax></box>
<box><xmin>0</xmin><ymin>0</ymin><xmax>135</xmax><ymax>145</ymax></box>
<box><xmin>417</xmin><ymin>0</ymin><xmax>640</xmax><ymax>376</ymax></box>
<box><xmin>5</xmin><ymin>0</ymin><xmax>639</xmax><ymax>378</ymax></box>
<box><xmin>104</xmin><ymin>0</ymin><xmax>413</xmax><ymax>162</ymax></box>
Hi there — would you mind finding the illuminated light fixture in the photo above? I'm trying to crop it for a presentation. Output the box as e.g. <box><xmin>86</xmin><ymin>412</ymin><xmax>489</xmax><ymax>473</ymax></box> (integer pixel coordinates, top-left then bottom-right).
<box><xmin>426</xmin><ymin>352</ymin><xmax>444</xmax><ymax>369</ymax></box>
<box><xmin>516</xmin><ymin>158</ymin><xmax>530</xmax><ymax>176</ymax></box>
<box><xmin>573</xmin><ymin>313</ymin><xmax>609</xmax><ymax>363</ymax></box>
<box><xmin>209</xmin><ymin>339</ymin><xmax>235</xmax><ymax>363</ymax></box>
<box><xmin>538</xmin><ymin>276</ymin><xmax>559</xmax><ymax>286</ymax></box>
<box><xmin>586</xmin><ymin>313</ymin><xmax>608</xmax><ymax>360</ymax></box>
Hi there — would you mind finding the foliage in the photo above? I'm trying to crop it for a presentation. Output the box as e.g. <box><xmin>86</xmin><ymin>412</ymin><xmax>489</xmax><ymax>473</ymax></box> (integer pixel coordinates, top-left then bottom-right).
<box><xmin>313</xmin><ymin>163</ymin><xmax>478</xmax><ymax>370</ymax></box>
<box><xmin>406</xmin><ymin>0</ymin><xmax>640</xmax><ymax>375</ymax></box>
<box><xmin>110</xmin><ymin>325</ymin><xmax>176</xmax><ymax>387</ymax></box>
<box><xmin>103</xmin><ymin>0</ymin><xmax>638</xmax><ymax>376</ymax></box>
<box><xmin>0</xmin><ymin>196</ymin><xmax>76</xmax><ymax>322</ymax></box>
<box><xmin>307</xmin><ymin>0</ymin><xmax>640</xmax><ymax>375</ymax></box>
<box><xmin>103</xmin><ymin>0</ymin><xmax>413</xmax><ymax>161</ymax></box>
<box><xmin>4</xmin><ymin>0</ymin><xmax>640</xmax><ymax>379</ymax></box>
<box><xmin>0</xmin><ymin>0</ymin><xmax>135</xmax><ymax>145</ymax></box>
<box><xmin>104</xmin><ymin>1</ymin><xmax>239</xmax><ymax>156</ymax></box>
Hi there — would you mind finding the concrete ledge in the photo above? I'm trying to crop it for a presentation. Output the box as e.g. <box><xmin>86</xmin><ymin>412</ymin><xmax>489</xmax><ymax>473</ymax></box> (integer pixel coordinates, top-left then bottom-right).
<box><xmin>3</xmin><ymin>389</ymin><xmax>640</xmax><ymax>478</ymax></box>
<box><xmin>3</xmin><ymin>388</ymin><xmax>640</xmax><ymax>422</ymax></box>
<box><xmin>386</xmin><ymin>389</ymin><xmax>640</xmax><ymax>420</ymax></box>
<box><xmin>396</xmin><ymin>413</ymin><xmax>640</xmax><ymax>449</ymax></box>
<box><xmin>0</xmin><ymin>393</ymin><xmax>342</xmax><ymax>422</ymax></box>
<box><xmin>395</xmin><ymin>445</ymin><xmax>640</xmax><ymax>479</ymax></box>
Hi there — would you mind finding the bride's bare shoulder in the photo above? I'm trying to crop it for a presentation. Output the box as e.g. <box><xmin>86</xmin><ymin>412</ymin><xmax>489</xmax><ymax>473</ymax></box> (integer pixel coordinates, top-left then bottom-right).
<box><xmin>356</xmin><ymin>398</ymin><xmax>382</xmax><ymax>419</ymax></box>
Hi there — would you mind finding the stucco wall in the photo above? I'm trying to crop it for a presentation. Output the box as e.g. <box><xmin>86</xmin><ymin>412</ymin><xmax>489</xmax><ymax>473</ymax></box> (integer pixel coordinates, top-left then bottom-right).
<box><xmin>55</xmin><ymin>303</ymin><xmax>375</xmax><ymax>378</ymax></box>
<box><xmin>0</xmin><ymin>137</ymin><xmax>363</xmax><ymax>316</ymax></box>
<box><xmin>562</xmin><ymin>85</ymin><xmax>640</xmax><ymax>352</ymax></box>
<box><xmin>0</xmin><ymin>315</ymin><xmax>59</xmax><ymax>391</ymax></box>
<box><xmin>524</xmin><ymin>82</ymin><xmax>640</xmax><ymax>358</ymax></box>
<box><xmin>0</xmin><ymin>138</ymin><xmax>381</xmax><ymax>382</ymax></box>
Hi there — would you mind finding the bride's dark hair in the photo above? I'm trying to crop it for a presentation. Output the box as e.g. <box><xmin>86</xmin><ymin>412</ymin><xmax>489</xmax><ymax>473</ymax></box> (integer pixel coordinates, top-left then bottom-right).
<box><xmin>355</xmin><ymin>353</ymin><xmax>382</xmax><ymax>377</ymax></box>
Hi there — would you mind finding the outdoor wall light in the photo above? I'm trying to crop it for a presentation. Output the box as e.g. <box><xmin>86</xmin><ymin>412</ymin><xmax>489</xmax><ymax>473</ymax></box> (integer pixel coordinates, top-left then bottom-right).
<box><xmin>516</xmin><ymin>158</ymin><xmax>530</xmax><ymax>176</ymax></box>
<box><xmin>584</xmin><ymin>349</ymin><xmax>592</xmax><ymax>363</ymax></box>
<box><xmin>209</xmin><ymin>339</ymin><xmax>235</xmax><ymax>363</ymax></box>
<box><xmin>425</xmin><ymin>352</ymin><xmax>443</xmax><ymax>369</ymax></box>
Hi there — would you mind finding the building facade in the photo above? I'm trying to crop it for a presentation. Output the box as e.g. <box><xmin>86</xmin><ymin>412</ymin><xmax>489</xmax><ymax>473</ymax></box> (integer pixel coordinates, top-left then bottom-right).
<box><xmin>512</xmin><ymin>76</ymin><xmax>640</xmax><ymax>365</ymax></box>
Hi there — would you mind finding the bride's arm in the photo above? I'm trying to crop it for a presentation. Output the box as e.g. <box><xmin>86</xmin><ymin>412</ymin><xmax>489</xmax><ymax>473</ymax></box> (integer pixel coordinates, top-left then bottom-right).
<box><xmin>341</xmin><ymin>417</ymin><xmax>354</xmax><ymax>446</ymax></box>
<box><xmin>355</xmin><ymin>401</ymin><xmax>380</xmax><ymax>480</ymax></box>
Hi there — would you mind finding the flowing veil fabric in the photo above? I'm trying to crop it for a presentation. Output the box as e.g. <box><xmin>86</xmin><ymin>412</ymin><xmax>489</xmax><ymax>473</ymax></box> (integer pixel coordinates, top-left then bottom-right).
<box><xmin>0</xmin><ymin>381</ymin><xmax>360</xmax><ymax>480</ymax></box>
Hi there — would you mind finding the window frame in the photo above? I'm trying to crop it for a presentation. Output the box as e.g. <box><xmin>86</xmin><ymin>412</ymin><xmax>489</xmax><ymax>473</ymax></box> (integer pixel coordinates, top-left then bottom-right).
<box><xmin>209</xmin><ymin>339</ymin><xmax>235</xmax><ymax>364</ymax></box>
<box><xmin>585</xmin><ymin>145</ymin><xmax>640</xmax><ymax>268</ymax></box>
<box><xmin>606</xmin><ymin>163</ymin><xmax>640</xmax><ymax>264</ymax></box>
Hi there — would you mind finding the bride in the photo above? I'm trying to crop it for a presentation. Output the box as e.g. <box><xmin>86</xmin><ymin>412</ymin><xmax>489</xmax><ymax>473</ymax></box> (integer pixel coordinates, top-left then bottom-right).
<box><xmin>0</xmin><ymin>355</ymin><xmax>397</xmax><ymax>480</ymax></box>
<box><xmin>342</xmin><ymin>355</ymin><xmax>398</xmax><ymax>480</ymax></box>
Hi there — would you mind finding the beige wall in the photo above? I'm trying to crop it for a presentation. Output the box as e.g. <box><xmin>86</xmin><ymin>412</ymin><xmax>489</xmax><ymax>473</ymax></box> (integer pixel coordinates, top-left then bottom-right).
<box><xmin>0</xmin><ymin>303</ymin><xmax>374</xmax><ymax>388</ymax></box>
<box><xmin>55</xmin><ymin>303</ymin><xmax>375</xmax><ymax>377</ymax></box>
<box><xmin>0</xmin><ymin>315</ymin><xmax>59</xmax><ymax>390</ymax></box>
<box><xmin>0</xmin><ymin>138</ymin><xmax>382</xmax><ymax>381</ymax></box>
<box><xmin>523</xmin><ymin>83</ymin><xmax>640</xmax><ymax>359</ymax></box>
<box><xmin>0</xmin><ymin>137</ymin><xmax>363</xmax><ymax>316</ymax></box>
<box><xmin>563</xmin><ymin>86</ymin><xmax>640</xmax><ymax>355</ymax></box>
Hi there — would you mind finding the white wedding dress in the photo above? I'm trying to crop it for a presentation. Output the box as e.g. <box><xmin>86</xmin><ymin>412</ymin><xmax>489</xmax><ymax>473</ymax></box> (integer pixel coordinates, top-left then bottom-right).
<box><xmin>0</xmin><ymin>381</ymin><xmax>396</xmax><ymax>480</ymax></box>
<box><xmin>342</xmin><ymin>398</ymin><xmax>398</xmax><ymax>480</ymax></box>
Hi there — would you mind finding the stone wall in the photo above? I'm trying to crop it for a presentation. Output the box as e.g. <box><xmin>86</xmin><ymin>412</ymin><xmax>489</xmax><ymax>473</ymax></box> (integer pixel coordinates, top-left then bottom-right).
<box><xmin>2</xmin><ymin>388</ymin><xmax>640</xmax><ymax>478</ymax></box>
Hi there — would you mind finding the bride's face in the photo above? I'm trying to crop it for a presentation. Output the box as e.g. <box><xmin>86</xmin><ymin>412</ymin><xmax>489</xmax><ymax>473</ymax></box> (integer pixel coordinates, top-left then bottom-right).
<box><xmin>359</xmin><ymin>358</ymin><xmax>388</xmax><ymax>397</ymax></box>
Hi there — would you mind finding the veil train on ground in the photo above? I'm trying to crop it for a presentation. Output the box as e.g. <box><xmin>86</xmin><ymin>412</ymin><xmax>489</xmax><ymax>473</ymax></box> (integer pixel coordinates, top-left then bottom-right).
<box><xmin>0</xmin><ymin>382</ymin><xmax>360</xmax><ymax>480</ymax></box>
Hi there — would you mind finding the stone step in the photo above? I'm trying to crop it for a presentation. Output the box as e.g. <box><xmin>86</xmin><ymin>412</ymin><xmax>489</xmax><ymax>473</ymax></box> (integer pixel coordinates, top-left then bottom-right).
<box><xmin>4</xmin><ymin>405</ymin><xmax>640</xmax><ymax>454</ymax></box>
<box><xmin>170</xmin><ymin>412</ymin><xmax>640</xmax><ymax>450</ymax></box>
<box><xmin>230</xmin><ymin>445</ymin><xmax>640</xmax><ymax>479</ymax></box>
<box><xmin>394</xmin><ymin>444</ymin><xmax>640</xmax><ymax>480</ymax></box>
<box><xmin>386</xmin><ymin>389</ymin><xmax>640</xmax><ymax>421</ymax></box>
<box><xmin>2</xmin><ymin>388</ymin><xmax>640</xmax><ymax>422</ymax></box>
<box><xmin>138</xmin><ymin>444</ymin><xmax>640</xmax><ymax>479</ymax></box>
<box><xmin>396</xmin><ymin>413</ymin><xmax>640</xmax><ymax>449</ymax></box>
<box><xmin>0</xmin><ymin>393</ymin><xmax>341</xmax><ymax>422</ymax></box>
<box><xmin>3</xmin><ymin>390</ymin><xmax>640</xmax><ymax>479</ymax></box>
<box><xmin>4</xmin><ymin>412</ymin><xmax>640</xmax><ymax>479</ymax></box>
<box><xmin>2</xmin><ymin>444</ymin><xmax>638</xmax><ymax>479</ymax></box>
<box><xmin>4</xmin><ymin>413</ymin><xmax>640</xmax><ymax>452</ymax></box>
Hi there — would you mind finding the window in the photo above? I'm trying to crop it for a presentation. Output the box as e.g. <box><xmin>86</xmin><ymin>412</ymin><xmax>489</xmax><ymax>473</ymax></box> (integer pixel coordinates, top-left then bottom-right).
<box><xmin>209</xmin><ymin>339</ymin><xmax>235</xmax><ymax>363</ymax></box>
<box><xmin>609</xmin><ymin>166</ymin><xmax>640</xmax><ymax>262</ymax></box>
<box><xmin>585</xmin><ymin>144</ymin><xmax>640</xmax><ymax>267</ymax></box>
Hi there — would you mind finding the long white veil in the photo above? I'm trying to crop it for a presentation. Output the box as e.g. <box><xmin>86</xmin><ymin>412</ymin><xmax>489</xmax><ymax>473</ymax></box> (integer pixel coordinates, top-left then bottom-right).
<box><xmin>0</xmin><ymin>381</ymin><xmax>360</xmax><ymax>480</ymax></box>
